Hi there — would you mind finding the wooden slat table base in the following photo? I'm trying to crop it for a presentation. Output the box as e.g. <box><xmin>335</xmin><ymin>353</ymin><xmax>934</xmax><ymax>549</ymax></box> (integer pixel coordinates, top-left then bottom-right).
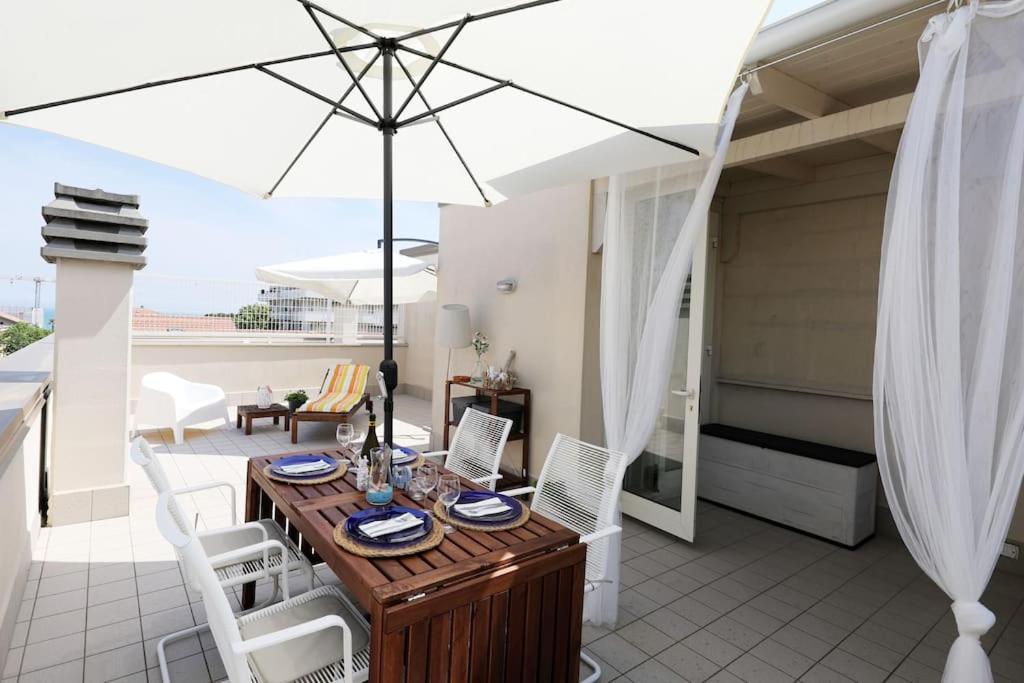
<box><xmin>243</xmin><ymin>449</ymin><xmax>585</xmax><ymax>683</ymax></box>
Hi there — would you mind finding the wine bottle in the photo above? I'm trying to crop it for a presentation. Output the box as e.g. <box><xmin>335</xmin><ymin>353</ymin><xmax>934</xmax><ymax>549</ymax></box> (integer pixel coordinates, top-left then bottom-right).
<box><xmin>361</xmin><ymin>413</ymin><xmax>380</xmax><ymax>459</ymax></box>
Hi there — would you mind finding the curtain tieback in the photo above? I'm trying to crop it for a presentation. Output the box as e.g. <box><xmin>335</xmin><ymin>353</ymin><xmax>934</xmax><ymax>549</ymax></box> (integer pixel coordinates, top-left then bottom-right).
<box><xmin>951</xmin><ymin>601</ymin><xmax>995</xmax><ymax>639</ymax></box>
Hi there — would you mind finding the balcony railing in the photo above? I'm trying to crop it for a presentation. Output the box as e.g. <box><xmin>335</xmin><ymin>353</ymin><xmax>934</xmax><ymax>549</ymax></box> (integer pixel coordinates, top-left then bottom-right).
<box><xmin>131</xmin><ymin>275</ymin><xmax>404</xmax><ymax>344</ymax></box>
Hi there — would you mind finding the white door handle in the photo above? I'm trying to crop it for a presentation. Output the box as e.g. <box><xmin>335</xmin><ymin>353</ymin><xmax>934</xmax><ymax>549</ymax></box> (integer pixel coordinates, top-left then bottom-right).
<box><xmin>672</xmin><ymin>388</ymin><xmax>696</xmax><ymax>400</ymax></box>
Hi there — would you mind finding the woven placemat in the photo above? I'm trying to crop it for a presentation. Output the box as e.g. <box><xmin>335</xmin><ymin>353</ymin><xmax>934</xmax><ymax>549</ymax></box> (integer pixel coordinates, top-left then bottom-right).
<box><xmin>263</xmin><ymin>462</ymin><xmax>348</xmax><ymax>486</ymax></box>
<box><xmin>333</xmin><ymin>517</ymin><xmax>445</xmax><ymax>558</ymax></box>
<box><xmin>433</xmin><ymin>499</ymin><xmax>531</xmax><ymax>532</ymax></box>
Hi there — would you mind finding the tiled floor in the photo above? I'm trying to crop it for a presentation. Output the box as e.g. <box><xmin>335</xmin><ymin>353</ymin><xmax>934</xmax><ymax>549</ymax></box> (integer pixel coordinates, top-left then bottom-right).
<box><xmin>586</xmin><ymin>509</ymin><xmax>1024</xmax><ymax>682</ymax></box>
<box><xmin>3</xmin><ymin>396</ymin><xmax>1023</xmax><ymax>682</ymax></box>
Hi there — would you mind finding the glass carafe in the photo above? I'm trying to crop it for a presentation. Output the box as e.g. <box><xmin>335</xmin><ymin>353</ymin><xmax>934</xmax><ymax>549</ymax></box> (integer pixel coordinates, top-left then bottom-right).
<box><xmin>366</xmin><ymin>446</ymin><xmax>393</xmax><ymax>505</ymax></box>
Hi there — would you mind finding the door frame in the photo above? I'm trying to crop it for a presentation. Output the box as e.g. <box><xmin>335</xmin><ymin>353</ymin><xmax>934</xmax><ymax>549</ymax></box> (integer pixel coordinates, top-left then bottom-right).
<box><xmin>619</xmin><ymin>216</ymin><xmax>710</xmax><ymax>541</ymax></box>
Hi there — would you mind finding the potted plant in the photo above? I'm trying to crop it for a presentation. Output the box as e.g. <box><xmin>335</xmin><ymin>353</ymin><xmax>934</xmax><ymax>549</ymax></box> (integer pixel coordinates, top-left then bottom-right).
<box><xmin>284</xmin><ymin>390</ymin><xmax>308</xmax><ymax>412</ymax></box>
<box><xmin>471</xmin><ymin>331</ymin><xmax>490</xmax><ymax>382</ymax></box>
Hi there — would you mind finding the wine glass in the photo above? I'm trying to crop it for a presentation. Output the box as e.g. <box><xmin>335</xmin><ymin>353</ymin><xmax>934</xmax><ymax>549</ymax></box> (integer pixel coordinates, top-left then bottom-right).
<box><xmin>407</xmin><ymin>476</ymin><xmax>426</xmax><ymax>502</ymax></box>
<box><xmin>418</xmin><ymin>463</ymin><xmax>439</xmax><ymax>499</ymax></box>
<box><xmin>336</xmin><ymin>424</ymin><xmax>355</xmax><ymax>458</ymax></box>
<box><xmin>437</xmin><ymin>474</ymin><xmax>461</xmax><ymax>535</ymax></box>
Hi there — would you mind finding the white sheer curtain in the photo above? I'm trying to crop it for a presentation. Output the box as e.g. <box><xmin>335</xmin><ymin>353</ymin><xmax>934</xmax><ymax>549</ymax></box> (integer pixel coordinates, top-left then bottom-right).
<box><xmin>874</xmin><ymin>2</ymin><xmax>1024</xmax><ymax>681</ymax></box>
<box><xmin>593</xmin><ymin>85</ymin><xmax>747</xmax><ymax>625</ymax></box>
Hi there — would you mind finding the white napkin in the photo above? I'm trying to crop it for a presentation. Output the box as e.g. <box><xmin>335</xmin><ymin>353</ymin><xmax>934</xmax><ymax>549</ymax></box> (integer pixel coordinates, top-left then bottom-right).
<box><xmin>359</xmin><ymin>512</ymin><xmax>423</xmax><ymax>538</ymax></box>
<box><xmin>454</xmin><ymin>497</ymin><xmax>512</xmax><ymax>518</ymax></box>
<box><xmin>279</xmin><ymin>460</ymin><xmax>330</xmax><ymax>474</ymax></box>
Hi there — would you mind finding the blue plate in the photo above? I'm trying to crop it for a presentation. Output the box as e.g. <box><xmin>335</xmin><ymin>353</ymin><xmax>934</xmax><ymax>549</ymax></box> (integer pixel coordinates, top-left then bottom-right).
<box><xmin>448</xmin><ymin>491</ymin><xmax>522</xmax><ymax>525</ymax></box>
<box><xmin>345</xmin><ymin>506</ymin><xmax>431</xmax><ymax>547</ymax></box>
<box><xmin>270</xmin><ymin>455</ymin><xmax>339</xmax><ymax>480</ymax></box>
<box><xmin>391</xmin><ymin>447</ymin><xmax>419</xmax><ymax>466</ymax></box>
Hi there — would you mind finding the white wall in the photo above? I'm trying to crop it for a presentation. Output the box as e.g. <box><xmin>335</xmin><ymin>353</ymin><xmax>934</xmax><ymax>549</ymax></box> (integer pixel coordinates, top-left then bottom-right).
<box><xmin>130</xmin><ymin>341</ymin><xmax>407</xmax><ymax>407</ymax></box>
<box><xmin>0</xmin><ymin>339</ymin><xmax>50</xmax><ymax>676</ymax></box>
<box><xmin>433</xmin><ymin>183</ymin><xmax>593</xmax><ymax>477</ymax></box>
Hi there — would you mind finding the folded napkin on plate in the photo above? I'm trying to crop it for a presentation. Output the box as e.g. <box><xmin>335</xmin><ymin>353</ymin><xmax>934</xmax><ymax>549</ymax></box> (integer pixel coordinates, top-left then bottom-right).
<box><xmin>359</xmin><ymin>513</ymin><xmax>423</xmax><ymax>538</ymax></box>
<box><xmin>278</xmin><ymin>460</ymin><xmax>330</xmax><ymax>474</ymax></box>
<box><xmin>454</xmin><ymin>497</ymin><xmax>512</xmax><ymax>518</ymax></box>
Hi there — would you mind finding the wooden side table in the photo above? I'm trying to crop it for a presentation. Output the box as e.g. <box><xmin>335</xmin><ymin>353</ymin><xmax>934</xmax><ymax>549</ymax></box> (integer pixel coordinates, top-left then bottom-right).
<box><xmin>443</xmin><ymin>380</ymin><xmax>531</xmax><ymax>489</ymax></box>
<box><xmin>236</xmin><ymin>404</ymin><xmax>291</xmax><ymax>435</ymax></box>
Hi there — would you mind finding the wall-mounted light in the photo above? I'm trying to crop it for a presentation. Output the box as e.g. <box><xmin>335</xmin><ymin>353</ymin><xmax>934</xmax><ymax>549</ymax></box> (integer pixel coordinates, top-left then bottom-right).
<box><xmin>496</xmin><ymin>278</ymin><xmax>517</xmax><ymax>293</ymax></box>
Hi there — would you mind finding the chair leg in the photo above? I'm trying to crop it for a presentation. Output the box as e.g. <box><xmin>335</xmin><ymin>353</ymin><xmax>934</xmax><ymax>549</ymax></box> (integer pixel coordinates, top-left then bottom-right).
<box><xmin>580</xmin><ymin>650</ymin><xmax>602</xmax><ymax>683</ymax></box>
<box><xmin>157</xmin><ymin>623</ymin><xmax>209</xmax><ymax>682</ymax></box>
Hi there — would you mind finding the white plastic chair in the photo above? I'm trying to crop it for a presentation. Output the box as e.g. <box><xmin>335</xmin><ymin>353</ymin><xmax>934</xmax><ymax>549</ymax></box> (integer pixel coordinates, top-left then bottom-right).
<box><xmin>131</xmin><ymin>437</ymin><xmax>314</xmax><ymax>603</ymax></box>
<box><xmin>423</xmin><ymin>407</ymin><xmax>513</xmax><ymax>490</ymax></box>
<box><xmin>136</xmin><ymin>371</ymin><xmax>230</xmax><ymax>444</ymax></box>
<box><xmin>504</xmin><ymin>433</ymin><xmax>628</xmax><ymax>683</ymax></box>
<box><xmin>154</xmin><ymin>491</ymin><xmax>371</xmax><ymax>683</ymax></box>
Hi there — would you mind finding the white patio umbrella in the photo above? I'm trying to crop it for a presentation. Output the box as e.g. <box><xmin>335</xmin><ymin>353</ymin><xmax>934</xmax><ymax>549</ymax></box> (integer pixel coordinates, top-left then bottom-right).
<box><xmin>0</xmin><ymin>0</ymin><xmax>770</xmax><ymax>442</ymax></box>
<box><xmin>256</xmin><ymin>249</ymin><xmax>436</xmax><ymax>305</ymax></box>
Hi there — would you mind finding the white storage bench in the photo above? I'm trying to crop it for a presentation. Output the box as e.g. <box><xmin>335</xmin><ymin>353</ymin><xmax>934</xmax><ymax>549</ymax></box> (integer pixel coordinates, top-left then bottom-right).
<box><xmin>698</xmin><ymin>424</ymin><xmax>877</xmax><ymax>547</ymax></box>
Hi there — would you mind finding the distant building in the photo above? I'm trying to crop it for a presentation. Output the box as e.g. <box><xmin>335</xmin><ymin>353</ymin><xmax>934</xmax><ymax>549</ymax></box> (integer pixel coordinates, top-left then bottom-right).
<box><xmin>132</xmin><ymin>307</ymin><xmax>237</xmax><ymax>333</ymax></box>
<box><xmin>257</xmin><ymin>286</ymin><xmax>333</xmax><ymax>333</ymax></box>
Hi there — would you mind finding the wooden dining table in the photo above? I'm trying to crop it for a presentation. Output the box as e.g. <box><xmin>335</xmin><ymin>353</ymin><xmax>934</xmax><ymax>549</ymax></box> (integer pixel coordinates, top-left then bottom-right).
<box><xmin>243</xmin><ymin>449</ymin><xmax>587</xmax><ymax>683</ymax></box>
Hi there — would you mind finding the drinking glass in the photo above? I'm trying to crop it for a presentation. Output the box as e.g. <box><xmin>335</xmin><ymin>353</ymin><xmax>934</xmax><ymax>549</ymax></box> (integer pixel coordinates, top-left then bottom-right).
<box><xmin>407</xmin><ymin>477</ymin><xmax>426</xmax><ymax>502</ymax></box>
<box><xmin>437</xmin><ymin>474</ymin><xmax>461</xmax><ymax>534</ymax></box>
<box><xmin>336</xmin><ymin>423</ymin><xmax>355</xmax><ymax>455</ymax></box>
<box><xmin>418</xmin><ymin>462</ymin><xmax>439</xmax><ymax>498</ymax></box>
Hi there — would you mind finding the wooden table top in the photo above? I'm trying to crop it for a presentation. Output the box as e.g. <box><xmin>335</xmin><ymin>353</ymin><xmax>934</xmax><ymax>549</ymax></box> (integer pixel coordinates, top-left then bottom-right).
<box><xmin>247</xmin><ymin>449</ymin><xmax>579</xmax><ymax>612</ymax></box>
<box><xmin>237</xmin><ymin>403</ymin><xmax>290</xmax><ymax>415</ymax></box>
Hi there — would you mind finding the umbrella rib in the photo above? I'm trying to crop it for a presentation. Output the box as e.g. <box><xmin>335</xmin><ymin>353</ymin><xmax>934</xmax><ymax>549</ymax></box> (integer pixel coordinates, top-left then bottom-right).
<box><xmin>393</xmin><ymin>15</ymin><xmax>469</xmax><ymax>122</ymax></box>
<box><xmin>2</xmin><ymin>44</ymin><xmax>377</xmax><ymax>118</ymax></box>
<box><xmin>396</xmin><ymin>44</ymin><xmax>701</xmax><ymax>157</ymax></box>
<box><xmin>266</xmin><ymin>50</ymin><xmax>383</xmax><ymax>198</ymax></box>
<box><xmin>299</xmin><ymin>0</ymin><xmax>381</xmax><ymax>42</ymax></box>
<box><xmin>396</xmin><ymin>0</ymin><xmax>564</xmax><ymax>42</ymax></box>
<box><xmin>393</xmin><ymin>52</ymin><xmax>491</xmax><ymax>207</ymax></box>
<box><xmin>396</xmin><ymin>82</ymin><xmax>511</xmax><ymax>128</ymax></box>
<box><xmin>301</xmin><ymin>3</ymin><xmax>382</xmax><ymax>121</ymax></box>
<box><xmin>255</xmin><ymin>65</ymin><xmax>378</xmax><ymax>128</ymax></box>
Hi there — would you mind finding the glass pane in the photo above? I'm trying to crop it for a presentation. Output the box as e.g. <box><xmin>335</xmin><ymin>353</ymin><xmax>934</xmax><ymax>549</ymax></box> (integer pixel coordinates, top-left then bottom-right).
<box><xmin>622</xmin><ymin>277</ymin><xmax>691</xmax><ymax>512</ymax></box>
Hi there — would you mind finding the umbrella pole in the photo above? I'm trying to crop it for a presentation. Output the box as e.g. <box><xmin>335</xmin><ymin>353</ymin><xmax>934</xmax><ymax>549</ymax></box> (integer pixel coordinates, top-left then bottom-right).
<box><xmin>380</xmin><ymin>41</ymin><xmax>397</xmax><ymax>446</ymax></box>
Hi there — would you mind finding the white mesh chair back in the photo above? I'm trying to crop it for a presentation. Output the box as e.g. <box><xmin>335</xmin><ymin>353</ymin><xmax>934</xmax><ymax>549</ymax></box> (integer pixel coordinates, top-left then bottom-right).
<box><xmin>130</xmin><ymin>437</ymin><xmax>192</xmax><ymax>538</ymax></box>
<box><xmin>530</xmin><ymin>434</ymin><xmax>628</xmax><ymax>583</ymax></box>
<box><xmin>445</xmin><ymin>408</ymin><xmax>513</xmax><ymax>488</ymax></box>
<box><xmin>155</xmin><ymin>492</ymin><xmax>252</xmax><ymax>683</ymax></box>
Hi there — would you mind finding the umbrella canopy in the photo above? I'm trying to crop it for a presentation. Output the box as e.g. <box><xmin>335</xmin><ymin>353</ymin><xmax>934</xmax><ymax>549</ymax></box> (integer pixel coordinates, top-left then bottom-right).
<box><xmin>256</xmin><ymin>250</ymin><xmax>436</xmax><ymax>305</ymax></box>
<box><xmin>0</xmin><ymin>0</ymin><xmax>768</xmax><ymax>206</ymax></box>
<box><xmin>1</xmin><ymin>0</ymin><xmax>769</xmax><ymax>442</ymax></box>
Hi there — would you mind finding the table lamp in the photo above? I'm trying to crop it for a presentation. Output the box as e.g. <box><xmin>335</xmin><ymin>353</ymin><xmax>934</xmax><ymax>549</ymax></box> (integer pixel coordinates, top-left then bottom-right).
<box><xmin>436</xmin><ymin>303</ymin><xmax>471</xmax><ymax>380</ymax></box>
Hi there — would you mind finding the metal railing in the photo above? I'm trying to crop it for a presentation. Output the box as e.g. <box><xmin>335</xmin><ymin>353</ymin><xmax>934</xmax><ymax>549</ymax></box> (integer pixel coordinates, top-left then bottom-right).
<box><xmin>131</xmin><ymin>274</ymin><xmax>404</xmax><ymax>344</ymax></box>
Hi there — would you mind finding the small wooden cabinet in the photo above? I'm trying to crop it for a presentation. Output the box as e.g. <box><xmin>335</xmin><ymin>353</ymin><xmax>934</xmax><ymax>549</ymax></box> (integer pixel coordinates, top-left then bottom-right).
<box><xmin>444</xmin><ymin>380</ymin><xmax>531</xmax><ymax>489</ymax></box>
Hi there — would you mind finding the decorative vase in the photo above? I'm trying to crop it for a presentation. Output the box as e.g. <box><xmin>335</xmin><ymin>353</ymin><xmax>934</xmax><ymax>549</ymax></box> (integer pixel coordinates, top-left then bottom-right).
<box><xmin>471</xmin><ymin>356</ymin><xmax>486</xmax><ymax>383</ymax></box>
<box><xmin>256</xmin><ymin>385</ymin><xmax>273</xmax><ymax>409</ymax></box>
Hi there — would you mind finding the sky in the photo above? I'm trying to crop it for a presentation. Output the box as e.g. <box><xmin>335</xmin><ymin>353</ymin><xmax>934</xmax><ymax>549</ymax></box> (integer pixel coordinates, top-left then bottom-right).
<box><xmin>0</xmin><ymin>0</ymin><xmax>822</xmax><ymax>312</ymax></box>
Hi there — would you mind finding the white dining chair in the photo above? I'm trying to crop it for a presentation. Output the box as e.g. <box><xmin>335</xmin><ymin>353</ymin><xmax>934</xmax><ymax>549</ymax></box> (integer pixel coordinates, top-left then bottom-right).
<box><xmin>504</xmin><ymin>433</ymin><xmax>628</xmax><ymax>683</ymax></box>
<box><xmin>131</xmin><ymin>437</ymin><xmax>314</xmax><ymax>603</ymax></box>
<box><xmin>154</xmin><ymin>491</ymin><xmax>371</xmax><ymax>683</ymax></box>
<box><xmin>423</xmin><ymin>407</ymin><xmax>513</xmax><ymax>489</ymax></box>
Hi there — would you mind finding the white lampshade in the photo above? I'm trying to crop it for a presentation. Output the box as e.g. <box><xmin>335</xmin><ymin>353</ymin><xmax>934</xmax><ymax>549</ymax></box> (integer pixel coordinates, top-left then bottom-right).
<box><xmin>436</xmin><ymin>304</ymin><xmax>471</xmax><ymax>349</ymax></box>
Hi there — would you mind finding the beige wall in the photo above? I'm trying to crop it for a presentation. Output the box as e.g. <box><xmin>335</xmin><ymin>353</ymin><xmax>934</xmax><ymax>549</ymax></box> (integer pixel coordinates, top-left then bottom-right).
<box><xmin>401</xmin><ymin>295</ymin><xmax>437</xmax><ymax>401</ymax></box>
<box><xmin>130</xmin><ymin>341</ymin><xmax>408</xmax><ymax>407</ymax></box>
<box><xmin>433</xmin><ymin>183</ymin><xmax>593</xmax><ymax>477</ymax></box>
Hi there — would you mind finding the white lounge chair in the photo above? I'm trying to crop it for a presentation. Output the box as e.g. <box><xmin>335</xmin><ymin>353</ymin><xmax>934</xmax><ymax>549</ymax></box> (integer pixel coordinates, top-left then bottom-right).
<box><xmin>504</xmin><ymin>433</ymin><xmax>628</xmax><ymax>683</ymax></box>
<box><xmin>423</xmin><ymin>407</ymin><xmax>513</xmax><ymax>490</ymax></box>
<box><xmin>154</xmin><ymin>491</ymin><xmax>371</xmax><ymax>683</ymax></box>
<box><xmin>136</xmin><ymin>371</ymin><xmax>230</xmax><ymax>444</ymax></box>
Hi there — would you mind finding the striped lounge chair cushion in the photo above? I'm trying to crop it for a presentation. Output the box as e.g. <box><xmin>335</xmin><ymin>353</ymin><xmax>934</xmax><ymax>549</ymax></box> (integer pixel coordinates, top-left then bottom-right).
<box><xmin>301</xmin><ymin>364</ymin><xmax>369</xmax><ymax>413</ymax></box>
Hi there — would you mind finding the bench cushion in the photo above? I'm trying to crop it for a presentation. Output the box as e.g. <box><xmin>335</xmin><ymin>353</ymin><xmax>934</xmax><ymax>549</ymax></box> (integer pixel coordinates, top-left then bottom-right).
<box><xmin>700</xmin><ymin>423</ymin><xmax>875</xmax><ymax>468</ymax></box>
